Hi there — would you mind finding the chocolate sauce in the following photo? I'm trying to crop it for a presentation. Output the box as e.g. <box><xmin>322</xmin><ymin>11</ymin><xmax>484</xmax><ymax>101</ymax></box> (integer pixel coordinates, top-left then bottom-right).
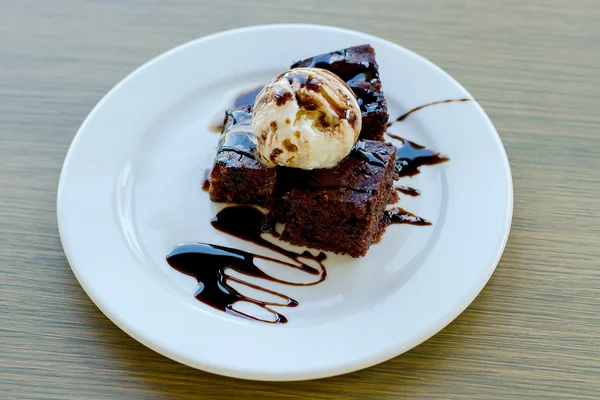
<box><xmin>284</xmin><ymin>70</ymin><xmax>356</xmax><ymax>122</ymax></box>
<box><xmin>167</xmin><ymin>243</ymin><xmax>295</xmax><ymax>324</ymax></box>
<box><xmin>353</xmin><ymin>143</ymin><xmax>385</xmax><ymax>166</ymax></box>
<box><xmin>286</xmin><ymin>72</ymin><xmax>322</xmax><ymax>92</ymax></box>
<box><xmin>396</xmin><ymin>185</ymin><xmax>420</xmax><ymax>197</ymax></box>
<box><xmin>387</xmin><ymin>133</ymin><xmax>450</xmax><ymax>177</ymax></box>
<box><xmin>298</xmin><ymin>50</ymin><xmax>346</xmax><ymax>70</ymax></box>
<box><xmin>227</xmin><ymin>107</ymin><xmax>254</xmax><ymax>125</ymax></box>
<box><xmin>356</xmin><ymin>93</ymin><xmax>380</xmax><ymax>114</ymax></box>
<box><xmin>202</xmin><ymin>168</ymin><xmax>211</xmax><ymax>192</ymax></box>
<box><xmin>166</xmin><ymin>206</ymin><xmax>326</xmax><ymax>324</ymax></box>
<box><xmin>210</xmin><ymin>206</ymin><xmax>326</xmax><ymax>271</ymax></box>
<box><xmin>210</xmin><ymin>86</ymin><xmax>263</xmax><ymax>133</ymax></box>
<box><xmin>214</xmin><ymin>107</ymin><xmax>257</xmax><ymax>164</ymax></box>
<box><xmin>384</xmin><ymin>207</ymin><xmax>431</xmax><ymax>226</ymax></box>
<box><xmin>293</xmin><ymin>48</ymin><xmax>377</xmax><ymax>82</ymax></box>
<box><xmin>346</xmin><ymin>72</ymin><xmax>378</xmax><ymax>87</ymax></box>
<box><xmin>275</xmin><ymin>91</ymin><xmax>293</xmax><ymax>106</ymax></box>
<box><xmin>218</xmin><ymin>131</ymin><xmax>256</xmax><ymax>158</ymax></box>
<box><xmin>233</xmin><ymin>86</ymin><xmax>263</xmax><ymax>108</ymax></box>
<box><xmin>388</xmin><ymin>98</ymin><xmax>471</xmax><ymax>125</ymax></box>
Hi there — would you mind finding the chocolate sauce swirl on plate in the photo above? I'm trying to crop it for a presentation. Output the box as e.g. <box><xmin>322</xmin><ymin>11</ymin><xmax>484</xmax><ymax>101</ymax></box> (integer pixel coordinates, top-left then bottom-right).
<box><xmin>385</xmin><ymin>99</ymin><xmax>472</xmax><ymax>177</ymax></box>
<box><xmin>166</xmin><ymin>206</ymin><xmax>326</xmax><ymax>324</ymax></box>
<box><xmin>387</xmin><ymin>98</ymin><xmax>471</xmax><ymax>125</ymax></box>
<box><xmin>387</xmin><ymin>133</ymin><xmax>450</xmax><ymax>177</ymax></box>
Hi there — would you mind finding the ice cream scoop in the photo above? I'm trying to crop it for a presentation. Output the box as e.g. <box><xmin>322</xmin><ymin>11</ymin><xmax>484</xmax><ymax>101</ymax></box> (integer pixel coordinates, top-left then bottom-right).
<box><xmin>252</xmin><ymin>68</ymin><xmax>362</xmax><ymax>169</ymax></box>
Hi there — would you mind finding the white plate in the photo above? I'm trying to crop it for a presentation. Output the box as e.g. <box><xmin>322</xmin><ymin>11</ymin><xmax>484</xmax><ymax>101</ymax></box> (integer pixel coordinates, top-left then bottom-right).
<box><xmin>57</xmin><ymin>24</ymin><xmax>512</xmax><ymax>381</ymax></box>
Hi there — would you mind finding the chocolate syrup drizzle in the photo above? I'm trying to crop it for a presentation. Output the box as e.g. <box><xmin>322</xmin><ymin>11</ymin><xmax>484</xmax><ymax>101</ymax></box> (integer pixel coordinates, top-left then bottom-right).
<box><xmin>282</xmin><ymin>71</ymin><xmax>355</xmax><ymax>123</ymax></box>
<box><xmin>354</xmin><ymin>145</ymin><xmax>385</xmax><ymax>166</ymax></box>
<box><xmin>388</xmin><ymin>98</ymin><xmax>471</xmax><ymax>125</ymax></box>
<box><xmin>383</xmin><ymin>98</ymin><xmax>471</xmax><ymax>197</ymax></box>
<box><xmin>166</xmin><ymin>206</ymin><xmax>326</xmax><ymax>324</ymax></box>
<box><xmin>396</xmin><ymin>185</ymin><xmax>420</xmax><ymax>197</ymax></box>
<box><xmin>387</xmin><ymin>133</ymin><xmax>450</xmax><ymax>177</ymax></box>
<box><xmin>384</xmin><ymin>207</ymin><xmax>431</xmax><ymax>226</ymax></box>
<box><xmin>213</xmin><ymin>106</ymin><xmax>257</xmax><ymax>166</ymax></box>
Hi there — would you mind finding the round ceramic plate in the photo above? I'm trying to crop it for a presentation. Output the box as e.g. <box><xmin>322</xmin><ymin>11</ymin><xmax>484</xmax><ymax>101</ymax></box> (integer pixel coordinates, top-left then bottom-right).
<box><xmin>57</xmin><ymin>24</ymin><xmax>512</xmax><ymax>381</ymax></box>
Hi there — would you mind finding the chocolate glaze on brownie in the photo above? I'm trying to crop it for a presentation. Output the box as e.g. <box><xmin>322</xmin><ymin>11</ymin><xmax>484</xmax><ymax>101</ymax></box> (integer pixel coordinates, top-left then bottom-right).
<box><xmin>291</xmin><ymin>44</ymin><xmax>388</xmax><ymax>141</ymax></box>
<box><xmin>208</xmin><ymin>105</ymin><xmax>277</xmax><ymax>205</ymax></box>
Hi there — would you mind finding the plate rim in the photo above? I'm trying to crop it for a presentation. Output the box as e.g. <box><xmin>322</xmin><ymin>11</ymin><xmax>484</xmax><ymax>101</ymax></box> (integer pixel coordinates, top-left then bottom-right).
<box><xmin>57</xmin><ymin>23</ymin><xmax>513</xmax><ymax>381</ymax></box>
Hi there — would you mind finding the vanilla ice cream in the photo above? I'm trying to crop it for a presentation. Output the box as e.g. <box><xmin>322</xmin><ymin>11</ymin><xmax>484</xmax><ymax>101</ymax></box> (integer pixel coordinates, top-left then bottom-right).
<box><xmin>252</xmin><ymin>68</ymin><xmax>362</xmax><ymax>169</ymax></box>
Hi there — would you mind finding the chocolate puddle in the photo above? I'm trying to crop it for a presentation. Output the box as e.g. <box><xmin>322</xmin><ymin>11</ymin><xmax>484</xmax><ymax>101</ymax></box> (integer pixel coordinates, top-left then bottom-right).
<box><xmin>386</xmin><ymin>133</ymin><xmax>450</xmax><ymax>177</ymax></box>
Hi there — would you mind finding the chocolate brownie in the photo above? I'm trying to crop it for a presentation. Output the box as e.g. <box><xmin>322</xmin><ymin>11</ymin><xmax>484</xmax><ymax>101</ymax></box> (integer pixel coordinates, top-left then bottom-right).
<box><xmin>291</xmin><ymin>44</ymin><xmax>388</xmax><ymax>141</ymax></box>
<box><xmin>208</xmin><ymin>105</ymin><xmax>277</xmax><ymax>205</ymax></box>
<box><xmin>279</xmin><ymin>140</ymin><xmax>397</xmax><ymax>257</ymax></box>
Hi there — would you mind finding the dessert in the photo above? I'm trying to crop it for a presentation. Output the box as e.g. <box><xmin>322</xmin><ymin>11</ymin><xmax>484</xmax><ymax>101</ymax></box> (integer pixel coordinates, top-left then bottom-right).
<box><xmin>252</xmin><ymin>68</ymin><xmax>361</xmax><ymax>169</ymax></box>
<box><xmin>291</xmin><ymin>44</ymin><xmax>388</xmax><ymax>141</ymax></box>
<box><xmin>209</xmin><ymin>45</ymin><xmax>398</xmax><ymax>257</ymax></box>
<box><xmin>169</xmin><ymin>44</ymin><xmax>461</xmax><ymax>323</ymax></box>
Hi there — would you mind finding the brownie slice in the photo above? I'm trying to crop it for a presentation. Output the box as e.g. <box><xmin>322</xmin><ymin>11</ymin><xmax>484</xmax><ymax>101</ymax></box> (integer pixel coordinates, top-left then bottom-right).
<box><xmin>291</xmin><ymin>44</ymin><xmax>388</xmax><ymax>141</ymax></box>
<box><xmin>208</xmin><ymin>105</ymin><xmax>277</xmax><ymax>205</ymax></box>
<box><xmin>280</xmin><ymin>140</ymin><xmax>397</xmax><ymax>257</ymax></box>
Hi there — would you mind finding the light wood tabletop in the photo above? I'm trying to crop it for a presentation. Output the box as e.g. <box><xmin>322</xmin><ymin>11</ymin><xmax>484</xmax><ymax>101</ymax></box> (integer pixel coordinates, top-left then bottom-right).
<box><xmin>1</xmin><ymin>0</ymin><xmax>599</xmax><ymax>398</ymax></box>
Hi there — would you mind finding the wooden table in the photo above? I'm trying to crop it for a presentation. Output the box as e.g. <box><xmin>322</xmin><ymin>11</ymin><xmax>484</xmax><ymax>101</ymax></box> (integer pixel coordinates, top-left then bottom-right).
<box><xmin>2</xmin><ymin>0</ymin><xmax>599</xmax><ymax>398</ymax></box>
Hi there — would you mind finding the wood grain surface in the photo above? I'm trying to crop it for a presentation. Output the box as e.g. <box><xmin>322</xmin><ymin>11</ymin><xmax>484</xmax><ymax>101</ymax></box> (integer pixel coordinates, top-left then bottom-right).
<box><xmin>1</xmin><ymin>0</ymin><xmax>599</xmax><ymax>398</ymax></box>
